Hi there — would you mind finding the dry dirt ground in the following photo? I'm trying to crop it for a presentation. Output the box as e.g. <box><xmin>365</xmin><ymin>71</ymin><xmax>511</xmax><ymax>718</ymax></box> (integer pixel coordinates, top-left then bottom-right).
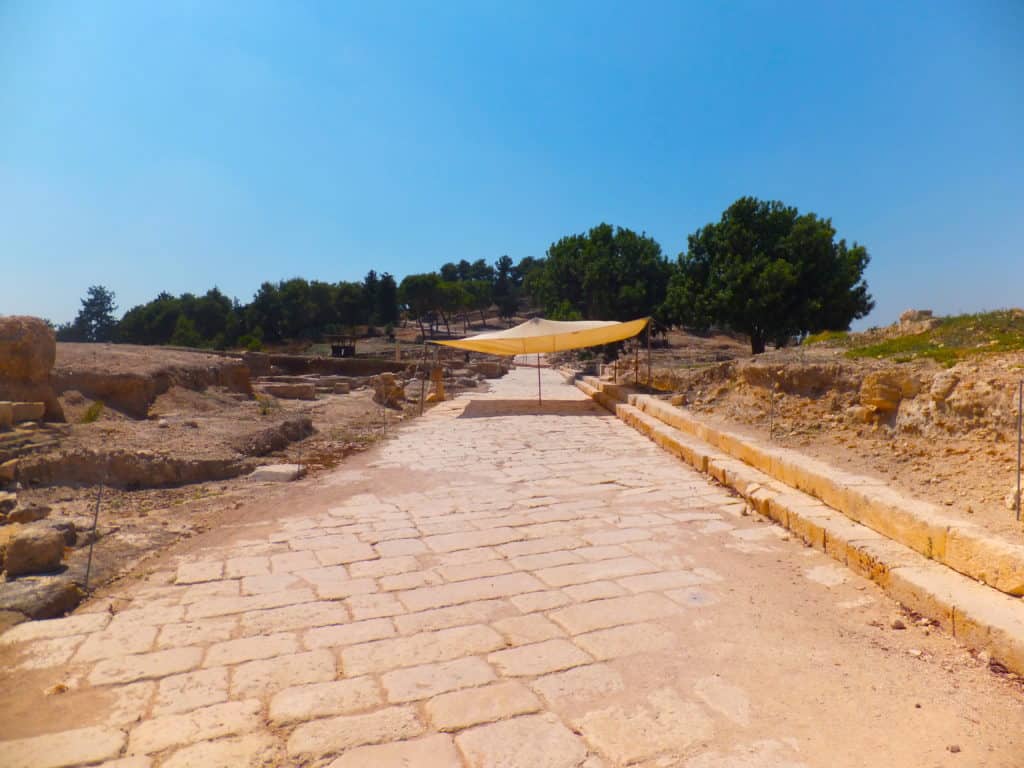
<box><xmin>594</xmin><ymin>330</ymin><xmax>1024</xmax><ymax>542</ymax></box>
<box><xmin>10</xmin><ymin>345</ymin><xmax>433</xmax><ymax>602</ymax></box>
<box><xmin>0</xmin><ymin>366</ymin><xmax>1021</xmax><ymax>768</ymax></box>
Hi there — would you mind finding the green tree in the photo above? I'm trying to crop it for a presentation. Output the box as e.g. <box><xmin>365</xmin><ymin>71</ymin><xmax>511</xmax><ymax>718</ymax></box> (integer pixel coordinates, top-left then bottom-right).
<box><xmin>465</xmin><ymin>280</ymin><xmax>493</xmax><ymax>326</ymax></box>
<box><xmin>399</xmin><ymin>273</ymin><xmax>441</xmax><ymax>339</ymax></box>
<box><xmin>375</xmin><ymin>273</ymin><xmax>399</xmax><ymax>326</ymax></box>
<box><xmin>663</xmin><ymin>197</ymin><xmax>874</xmax><ymax>354</ymax></box>
<box><xmin>536</xmin><ymin>224</ymin><xmax>669</xmax><ymax>321</ymax></box>
<box><xmin>62</xmin><ymin>285</ymin><xmax>118</xmax><ymax>342</ymax></box>
<box><xmin>169</xmin><ymin>314</ymin><xmax>202</xmax><ymax>347</ymax></box>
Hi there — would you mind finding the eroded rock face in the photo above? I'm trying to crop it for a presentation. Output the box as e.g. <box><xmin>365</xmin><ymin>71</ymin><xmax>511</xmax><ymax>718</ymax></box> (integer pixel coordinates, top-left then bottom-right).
<box><xmin>0</xmin><ymin>316</ymin><xmax>64</xmax><ymax>421</ymax></box>
<box><xmin>4</xmin><ymin>526</ymin><xmax>65</xmax><ymax>577</ymax></box>
<box><xmin>859</xmin><ymin>371</ymin><xmax>922</xmax><ymax>415</ymax></box>
<box><xmin>0</xmin><ymin>316</ymin><xmax>55</xmax><ymax>382</ymax></box>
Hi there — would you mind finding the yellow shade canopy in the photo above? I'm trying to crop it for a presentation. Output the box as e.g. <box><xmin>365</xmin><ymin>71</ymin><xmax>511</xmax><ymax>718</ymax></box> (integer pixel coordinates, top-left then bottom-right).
<box><xmin>430</xmin><ymin>317</ymin><xmax>649</xmax><ymax>356</ymax></box>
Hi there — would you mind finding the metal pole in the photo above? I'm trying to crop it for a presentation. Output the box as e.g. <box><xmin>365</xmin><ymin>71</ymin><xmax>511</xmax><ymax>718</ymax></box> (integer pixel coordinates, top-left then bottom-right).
<box><xmin>768</xmin><ymin>386</ymin><xmax>774</xmax><ymax>441</ymax></box>
<box><xmin>537</xmin><ymin>353</ymin><xmax>542</xmax><ymax>405</ymax></box>
<box><xmin>633</xmin><ymin>339</ymin><xmax>639</xmax><ymax>384</ymax></box>
<box><xmin>646</xmin><ymin>323</ymin><xmax>652</xmax><ymax>389</ymax></box>
<box><xmin>83</xmin><ymin>475</ymin><xmax>104</xmax><ymax>593</ymax></box>
<box><xmin>1017</xmin><ymin>380</ymin><xmax>1022</xmax><ymax>522</ymax></box>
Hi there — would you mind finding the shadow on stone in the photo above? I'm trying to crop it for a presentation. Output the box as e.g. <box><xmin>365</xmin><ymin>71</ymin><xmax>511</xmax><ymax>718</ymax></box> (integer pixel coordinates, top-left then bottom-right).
<box><xmin>458</xmin><ymin>400</ymin><xmax>605</xmax><ymax>419</ymax></box>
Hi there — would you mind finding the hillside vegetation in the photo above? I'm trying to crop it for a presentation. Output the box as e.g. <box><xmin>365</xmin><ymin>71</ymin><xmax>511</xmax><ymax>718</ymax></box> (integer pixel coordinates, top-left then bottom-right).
<box><xmin>806</xmin><ymin>310</ymin><xmax>1024</xmax><ymax>366</ymax></box>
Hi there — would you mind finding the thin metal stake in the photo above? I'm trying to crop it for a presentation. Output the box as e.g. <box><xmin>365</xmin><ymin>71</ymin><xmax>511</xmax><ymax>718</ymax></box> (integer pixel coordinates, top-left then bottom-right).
<box><xmin>537</xmin><ymin>353</ymin><xmax>542</xmax><ymax>405</ymax></box>
<box><xmin>646</xmin><ymin>323</ymin><xmax>652</xmax><ymax>389</ymax></box>
<box><xmin>83</xmin><ymin>477</ymin><xmax>104</xmax><ymax>593</ymax></box>
<box><xmin>1017</xmin><ymin>380</ymin><xmax>1022</xmax><ymax>522</ymax></box>
<box><xmin>768</xmin><ymin>387</ymin><xmax>775</xmax><ymax>442</ymax></box>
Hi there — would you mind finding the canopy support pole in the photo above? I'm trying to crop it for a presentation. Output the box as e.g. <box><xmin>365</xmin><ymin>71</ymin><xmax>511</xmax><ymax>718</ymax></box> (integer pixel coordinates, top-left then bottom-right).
<box><xmin>537</xmin><ymin>353</ymin><xmax>542</xmax><ymax>405</ymax></box>
<box><xmin>647</xmin><ymin>323</ymin><xmax>652</xmax><ymax>389</ymax></box>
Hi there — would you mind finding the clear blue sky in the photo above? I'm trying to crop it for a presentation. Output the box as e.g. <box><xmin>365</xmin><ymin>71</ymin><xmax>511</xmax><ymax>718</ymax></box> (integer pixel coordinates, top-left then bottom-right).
<box><xmin>2</xmin><ymin>1</ymin><xmax>1022</xmax><ymax>328</ymax></box>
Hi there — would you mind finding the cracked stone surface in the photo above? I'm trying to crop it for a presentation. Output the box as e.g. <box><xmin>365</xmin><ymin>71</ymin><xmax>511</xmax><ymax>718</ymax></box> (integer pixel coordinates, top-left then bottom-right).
<box><xmin>1</xmin><ymin>366</ymin><xmax>1023</xmax><ymax>767</ymax></box>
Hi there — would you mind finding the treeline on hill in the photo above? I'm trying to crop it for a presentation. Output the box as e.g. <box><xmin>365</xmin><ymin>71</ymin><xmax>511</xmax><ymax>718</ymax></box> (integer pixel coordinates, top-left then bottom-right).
<box><xmin>54</xmin><ymin>197</ymin><xmax>875</xmax><ymax>354</ymax></box>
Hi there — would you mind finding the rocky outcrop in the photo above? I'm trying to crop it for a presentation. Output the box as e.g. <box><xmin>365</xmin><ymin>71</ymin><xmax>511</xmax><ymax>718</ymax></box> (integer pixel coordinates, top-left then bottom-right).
<box><xmin>0</xmin><ymin>316</ymin><xmax>64</xmax><ymax>421</ymax></box>
<box><xmin>3</xmin><ymin>526</ymin><xmax>64</xmax><ymax>577</ymax></box>
<box><xmin>0</xmin><ymin>576</ymin><xmax>82</xmax><ymax>620</ymax></box>
<box><xmin>899</xmin><ymin>309</ymin><xmax>941</xmax><ymax>334</ymax></box>
<box><xmin>54</xmin><ymin>360</ymin><xmax>252</xmax><ymax>419</ymax></box>
<box><xmin>17</xmin><ymin>449</ymin><xmax>252</xmax><ymax>489</ymax></box>
<box><xmin>234</xmin><ymin>417</ymin><xmax>315</xmax><ymax>457</ymax></box>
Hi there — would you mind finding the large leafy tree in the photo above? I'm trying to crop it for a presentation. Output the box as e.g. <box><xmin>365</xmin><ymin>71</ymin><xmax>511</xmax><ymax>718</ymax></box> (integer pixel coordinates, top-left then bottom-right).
<box><xmin>535</xmin><ymin>224</ymin><xmax>670</xmax><ymax>321</ymax></box>
<box><xmin>664</xmin><ymin>197</ymin><xmax>873</xmax><ymax>354</ymax></box>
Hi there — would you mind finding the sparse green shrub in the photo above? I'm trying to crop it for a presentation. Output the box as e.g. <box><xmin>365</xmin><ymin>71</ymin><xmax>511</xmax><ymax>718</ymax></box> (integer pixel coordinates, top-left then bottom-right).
<box><xmin>80</xmin><ymin>401</ymin><xmax>105</xmax><ymax>423</ymax></box>
<box><xmin>238</xmin><ymin>334</ymin><xmax>262</xmax><ymax>352</ymax></box>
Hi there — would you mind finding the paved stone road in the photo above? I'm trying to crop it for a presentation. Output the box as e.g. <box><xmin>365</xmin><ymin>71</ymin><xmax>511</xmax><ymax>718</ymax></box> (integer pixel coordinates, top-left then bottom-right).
<box><xmin>2</xmin><ymin>367</ymin><xmax>1023</xmax><ymax>768</ymax></box>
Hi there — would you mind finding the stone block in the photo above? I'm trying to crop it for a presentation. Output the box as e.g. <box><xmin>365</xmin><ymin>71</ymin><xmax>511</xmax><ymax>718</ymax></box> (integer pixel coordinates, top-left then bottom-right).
<box><xmin>455</xmin><ymin>714</ymin><xmax>587</xmax><ymax>768</ymax></box>
<box><xmin>230</xmin><ymin>649</ymin><xmax>336</xmax><ymax>698</ymax></box>
<box><xmin>90</xmin><ymin>646</ymin><xmax>203</xmax><ymax>685</ymax></box>
<box><xmin>269</xmin><ymin>677</ymin><xmax>382</xmax><ymax>725</ymax></box>
<box><xmin>548</xmin><ymin>593</ymin><xmax>678</xmax><ymax>635</ymax></box>
<box><xmin>3</xmin><ymin>526</ymin><xmax>64</xmax><ymax>576</ymax></box>
<box><xmin>2</xmin><ymin>725</ymin><xmax>126</xmax><ymax>768</ymax></box>
<box><xmin>426</xmin><ymin>680</ymin><xmax>541</xmax><ymax>731</ymax></box>
<box><xmin>160</xmin><ymin>733</ymin><xmax>279</xmax><ymax>768</ymax></box>
<box><xmin>530</xmin><ymin>663</ymin><xmax>625</xmax><ymax>705</ymax></box>
<box><xmin>11</xmin><ymin>402</ymin><xmax>45</xmax><ymax>422</ymax></box>
<box><xmin>153</xmin><ymin>667</ymin><xmax>229</xmax><ymax>715</ymax></box>
<box><xmin>534</xmin><ymin>556</ymin><xmax>656</xmax><ymax>587</ymax></box>
<box><xmin>341</xmin><ymin>624</ymin><xmax>504</xmax><ymax>676</ymax></box>
<box><xmin>248</xmin><ymin>463</ymin><xmax>302</xmax><ymax>482</ymax></box>
<box><xmin>204</xmin><ymin>632</ymin><xmax>299</xmax><ymax>667</ymax></box>
<box><xmin>128</xmin><ymin>699</ymin><xmax>263</xmax><ymax>754</ymax></box>
<box><xmin>304</xmin><ymin>617</ymin><xmax>396</xmax><ymax>649</ymax></box>
<box><xmin>397</xmin><ymin>573</ymin><xmax>545</xmax><ymax>612</ymax></box>
<box><xmin>382</xmin><ymin>656</ymin><xmax>495</xmax><ymax>703</ymax></box>
<box><xmin>487</xmin><ymin>639</ymin><xmax>592</xmax><ymax>677</ymax></box>
<box><xmin>492</xmin><ymin>614</ymin><xmax>565</xmax><ymax>645</ymax></box>
<box><xmin>328</xmin><ymin>734</ymin><xmax>462</xmax><ymax>768</ymax></box>
<box><xmin>287</xmin><ymin>706</ymin><xmax>424</xmax><ymax>758</ymax></box>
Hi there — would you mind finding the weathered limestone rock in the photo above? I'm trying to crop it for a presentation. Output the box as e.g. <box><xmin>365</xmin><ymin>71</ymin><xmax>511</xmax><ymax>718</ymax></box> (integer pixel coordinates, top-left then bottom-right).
<box><xmin>249</xmin><ymin>464</ymin><xmax>302</xmax><ymax>482</ymax></box>
<box><xmin>373</xmin><ymin>373</ymin><xmax>406</xmax><ymax>409</ymax></box>
<box><xmin>0</xmin><ymin>575</ymin><xmax>81</xmax><ymax>618</ymax></box>
<box><xmin>899</xmin><ymin>308</ymin><xmax>941</xmax><ymax>334</ymax></box>
<box><xmin>260</xmin><ymin>382</ymin><xmax>316</xmax><ymax>400</ymax></box>
<box><xmin>859</xmin><ymin>371</ymin><xmax>920</xmax><ymax>414</ymax></box>
<box><xmin>0</xmin><ymin>459</ymin><xmax>16</xmax><ymax>482</ymax></box>
<box><xmin>0</xmin><ymin>402</ymin><xmax>12</xmax><ymax>429</ymax></box>
<box><xmin>4</xmin><ymin>526</ymin><xmax>65</xmax><ymax>576</ymax></box>
<box><xmin>426</xmin><ymin>367</ymin><xmax>445</xmax><ymax>404</ymax></box>
<box><xmin>0</xmin><ymin>491</ymin><xmax>16</xmax><ymax>516</ymax></box>
<box><xmin>11</xmin><ymin>402</ymin><xmax>45</xmax><ymax>422</ymax></box>
<box><xmin>7</xmin><ymin>502</ymin><xmax>50</xmax><ymax>524</ymax></box>
<box><xmin>0</xmin><ymin>316</ymin><xmax>63</xmax><ymax>421</ymax></box>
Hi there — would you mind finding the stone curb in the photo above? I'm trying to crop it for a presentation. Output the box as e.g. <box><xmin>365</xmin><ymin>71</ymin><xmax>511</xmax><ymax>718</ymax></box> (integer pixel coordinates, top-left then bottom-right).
<box><xmin>575</xmin><ymin>374</ymin><xmax>1024</xmax><ymax>675</ymax></box>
